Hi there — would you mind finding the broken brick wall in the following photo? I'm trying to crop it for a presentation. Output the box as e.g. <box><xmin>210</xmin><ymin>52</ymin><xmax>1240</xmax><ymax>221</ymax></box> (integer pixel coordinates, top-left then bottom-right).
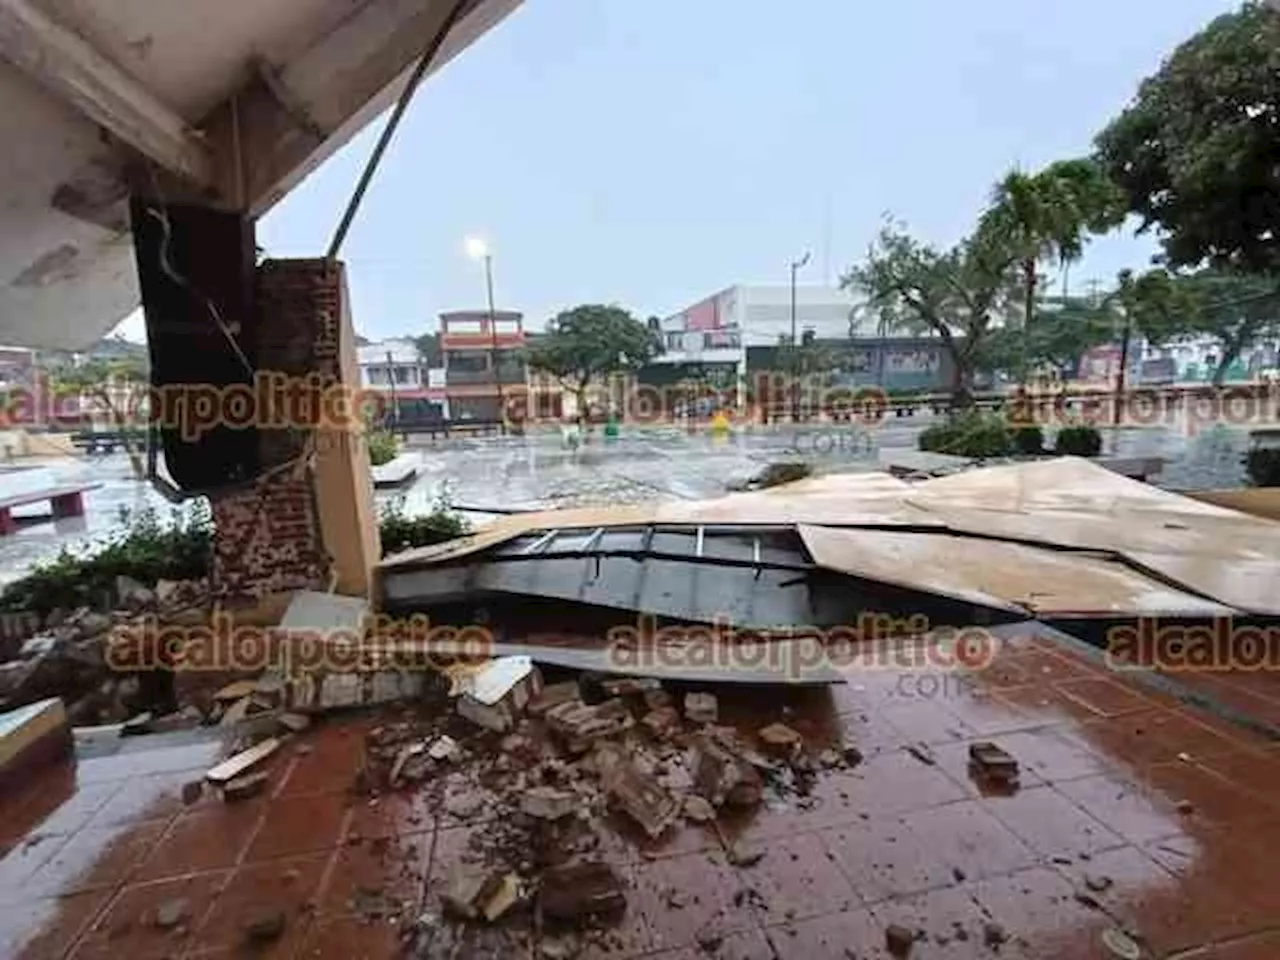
<box><xmin>209</xmin><ymin>260</ymin><xmax>344</xmax><ymax>601</ymax></box>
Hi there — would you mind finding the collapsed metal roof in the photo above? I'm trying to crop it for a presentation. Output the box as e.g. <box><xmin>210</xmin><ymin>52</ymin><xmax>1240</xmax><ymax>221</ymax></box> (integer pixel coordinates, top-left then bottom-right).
<box><xmin>380</xmin><ymin>457</ymin><xmax>1280</xmax><ymax>630</ymax></box>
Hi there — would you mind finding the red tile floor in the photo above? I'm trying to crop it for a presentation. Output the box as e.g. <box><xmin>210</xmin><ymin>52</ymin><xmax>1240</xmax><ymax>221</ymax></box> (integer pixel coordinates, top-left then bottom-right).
<box><xmin>3</xmin><ymin>628</ymin><xmax>1280</xmax><ymax>959</ymax></box>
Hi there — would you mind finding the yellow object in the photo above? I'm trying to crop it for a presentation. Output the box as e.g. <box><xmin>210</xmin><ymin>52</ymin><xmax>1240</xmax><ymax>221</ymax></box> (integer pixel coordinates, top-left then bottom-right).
<box><xmin>709</xmin><ymin>411</ymin><xmax>731</xmax><ymax>435</ymax></box>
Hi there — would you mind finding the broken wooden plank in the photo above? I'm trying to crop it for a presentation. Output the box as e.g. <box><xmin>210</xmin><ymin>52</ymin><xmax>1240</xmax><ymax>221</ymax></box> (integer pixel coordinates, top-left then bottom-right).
<box><xmin>205</xmin><ymin>737</ymin><xmax>280</xmax><ymax>785</ymax></box>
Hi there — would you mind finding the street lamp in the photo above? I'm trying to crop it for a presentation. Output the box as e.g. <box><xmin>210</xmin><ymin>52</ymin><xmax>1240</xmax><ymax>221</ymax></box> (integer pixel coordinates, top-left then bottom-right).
<box><xmin>789</xmin><ymin>251</ymin><xmax>811</xmax><ymax>422</ymax></box>
<box><xmin>465</xmin><ymin>236</ymin><xmax>504</xmax><ymax>432</ymax></box>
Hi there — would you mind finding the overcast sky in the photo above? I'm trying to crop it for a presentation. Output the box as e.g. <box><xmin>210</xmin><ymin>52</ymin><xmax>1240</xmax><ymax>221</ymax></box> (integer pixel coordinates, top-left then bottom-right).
<box><xmin>114</xmin><ymin>0</ymin><xmax>1238</xmax><ymax>342</ymax></box>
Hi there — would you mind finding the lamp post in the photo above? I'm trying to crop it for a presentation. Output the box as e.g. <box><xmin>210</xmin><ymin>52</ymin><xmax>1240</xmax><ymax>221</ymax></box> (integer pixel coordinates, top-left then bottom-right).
<box><xmin>789</xmin><ymin>251</ymin><xmax>810</xmax><ymax>422</ymax></box>
<box><xmin>465</xmin><ymin>237</ymin><xmax>504</xmax><ymax>433</ymax></box>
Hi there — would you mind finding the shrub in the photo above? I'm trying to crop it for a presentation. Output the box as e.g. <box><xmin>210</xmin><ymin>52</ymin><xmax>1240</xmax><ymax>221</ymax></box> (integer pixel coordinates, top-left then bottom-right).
<box><xmin>1011</xmin><ymin>425</ymin><xmax>1044</xmax><ymax>456</ymax></box>
<box><xmin>1245</xmin><ymin>448</ymin><xmax>1280</xmax><ymax>487</ymax></box>
<box><xmin>918</xmin><ymin>413</ymin><xmax>1013</xmax><ymax>459</ymax></box>
<box><xmin>367</xmin><ymin>430</ymin><xmax>400</xmax><ymax>467</ymax></box>
<box><xmin>0</xmin><ymin>504</ymin><xmax>213</xmax><ymax>616</ymax></box>
<box><xmin>1054</xmin><ymin>425</ymin><xmax>1103</xmax><ymax>458</ymax></box>
<box><xmin>378</xmin><ymin>498</ymin><xmax>470</xmax><ymax>557</ymax></box>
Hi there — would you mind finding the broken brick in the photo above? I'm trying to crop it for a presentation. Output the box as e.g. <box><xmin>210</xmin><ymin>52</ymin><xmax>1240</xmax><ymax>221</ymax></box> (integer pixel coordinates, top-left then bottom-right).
<box><xmin>546</xmin><ymin>698</ymin><xmax>635</xmax><ymax>752</ymax></box>
<box><xmin>528</xmin><ymin>680</ymin><xmax>580</xmax><ymax>716</ymax></box>
<box><xmin>758</xmin><ymin>722</ymin><xmax>803</xmax><ymax>757</ymax></box>
<box><xmin>968</xmin><ymin>741</ymin><xmax>1018</xmax><ymax>782</ymax></box>
<box><xmin>691</xmin><ymin>732</ymin><xmax>763</xmax><ymax>808</ymax></box>
<box><xmin>885</xmin><ymin>923</ymin><xmax>917</xmax><ymax>956</ymax></box>
<box><xmin>683</xmin><ymin>692</ymin><xmax>718</xmax><ymax>724</ymax></box>
<box><xmin>641</xmin><ymin>706</ymin><xmax>680</xmax><ymax>738</ymax></box>
<box><xmin>522</xmin><ymin>786</ymin><xmax>578</xmax><ymax>821</ymax></box>
<box><xmin>600</xmin><ymin>676</ymin><xmax>662</xmax><ymax>697</ymax></box>
<box><xmin>600</xmin><ymin>752</ymin><xmax>680</xmax><ymax>839</ymax></box>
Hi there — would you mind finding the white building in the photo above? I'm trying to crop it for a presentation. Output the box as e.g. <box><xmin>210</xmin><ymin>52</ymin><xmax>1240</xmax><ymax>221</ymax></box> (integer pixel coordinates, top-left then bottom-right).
<box><xmin>356</xmin><ymin>337</ymin><xmax>448</xmax><ymax>418</ymax></box>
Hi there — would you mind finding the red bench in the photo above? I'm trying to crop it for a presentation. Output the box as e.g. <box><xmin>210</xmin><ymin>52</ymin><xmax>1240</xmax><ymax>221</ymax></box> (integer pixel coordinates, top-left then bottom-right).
<box><xmin>0</xmin><ymin>484</ymin><xmax>100</xmax><ymax>535</ymax></box>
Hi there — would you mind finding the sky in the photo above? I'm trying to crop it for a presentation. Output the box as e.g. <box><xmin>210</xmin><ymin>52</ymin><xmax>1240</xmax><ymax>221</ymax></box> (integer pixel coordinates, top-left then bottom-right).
<box><xmin>112</xmin><ymin>0</ymin><xmax>1241</xmax><ymax>343</ymax></box>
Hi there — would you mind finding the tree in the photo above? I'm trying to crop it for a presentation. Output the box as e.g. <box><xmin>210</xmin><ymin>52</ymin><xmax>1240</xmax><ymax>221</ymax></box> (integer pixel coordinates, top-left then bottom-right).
<box><xmin>841</xmin><ymin>221</ymin><xmax>1017</xmax><ymax>407</ymax></box>
<box><xmin>1116</xmin><ymin>268</ymin><xmax>1280</xmax><ymax>384</ymax></box>
<box><xmin>525</xmin><ymin>304</ymin><xmax>658</xmax><ymax>423</ymax></box>
<box><xmin>977</xmin><ymin>298</ymin><xmax>1116</xmax><ymax>378</ymax></box>
<box><xmin>53</xmin><ymin>358</ymin><xmax>148</xmax><ymax>478</ymax></box>
<box><xmin>979</xmin><ymin>159</ymin><xmax>1125</xmax><ymax>381</ymax></box>
<box><xmin>1095</xmin><ymin>3</ymin><xmax>1280</xmax><ymax>274</ymax></box>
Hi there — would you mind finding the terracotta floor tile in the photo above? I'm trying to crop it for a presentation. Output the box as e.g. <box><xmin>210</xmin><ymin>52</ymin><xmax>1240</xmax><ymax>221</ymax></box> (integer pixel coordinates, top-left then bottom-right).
<box><xmin>969</xmin><ymin>657</ymin><xmax>1035</xmax><ymax>690</ymax></box>
<box><xmin>72</xmin><ymin>741</ymin><xmax>224</xmax><ymax>784</ymax></box>
<box><xmin>871</xmin><ymin>884</ymin><xmax>994</xmax><ymax>958</ymax></box>
<box><xmin>736</xmin><ymin>830</ymin><xmax>859</xmax><ymax>926</ymax></box>
<box><xmin>244</xmin><ymin>790</ymin><xmax>351</xmax><ymax>862</ymax></box>
<box><xmin>86</xmin><ymin>770</ymin><xmax>205</xmax><ymax>827</ymax></box>
<box><xmin>996</xmin><ymin>682</ymin><xmax>1109</xmax><ymax>725</ymax></box>
<box><xmin>1206</xmin><ymin>930</ymin><xmax>1280</xmax><ymax>959</ymax></box>
<box><xmin>1055</xmin><ymin>677</ymin><xmax>1157</xmax><ymax>718</ymax></box>
<box><xmin>0</xmin><ymin>888</ymin><xmax>111</xmax><ymax>960</ymax></box>
<box><xmin>882</xmin><ymin>698</ymin><xmax>976</xmax><ymax>745</ymax></box>
<box><xmin>1142</xmin><ymin>709</ymin><xmax>1260</xmax><ymax>762</ymax></box>
<box><xmin>1141</xmin><ymin>759</ymin><xmax>1277</xmax><ymax>825</ymax></box>
<box><xmin>927</xmin><ymin>739</ymin><xmax>1047</xmax><ymax>800</ymax></box>
<box><xmin>1005</xmin><ymin>646</ymin><xmax>1099</xmax><ymax>683</ymax></box>
<box><xmin>292</xmin><ymin>914</ymin><xmax>404</xmax><ymax>960</ymax></box>
<box><xmin>276</xmin><ymin>737</ymin><xmax>364</xmax><ymax>798</ymax></box>
<box><xmin>1055</xmin><ymin>773</ymin><xmax>1186</xmax><ymax>845</ymax></box>
<box><xmin>819</xmin><ymin>815</ymin><xmax>955</xmax><ymax>905</ymax></box>
<box><xmin>828</xmin><ymin>708</ymin><xmax>908</xmax><ymax>758</ymax></box>
<box><xmin>135</xmin><ymin>803</ymin><xmax>263</xmax><ymax>880</ymax></box>
<box><xmin>344</xmin><ymin>791</ymin><xmax>433</xmax><ymax>843</ymax></box>
<box><xmin>72</xmin><ymin>870</ymin><xmax>230</xmax><ymax>959</ymax></box>
<box><xmin>319</xmin><ymin>832</ymin><xmax>429</xmax><ymax>920</ymax></box>
<box><xmin>1193</xmin><ymin>747</ymin><xmax>1280</xmax><ymax>807</ymax></box>
<box><xmin>763</xmin><ymin>907</ymin><xmax>885</xmax><ymax>959</ymax></box>
<box><xmin>986</xmin><ymin>727</ymin><xmax>1116</xmax><ymax>784</ymax></box>
<box><xmin>826</xmin><ymin>749</ymin><xmax>968</xmax><ymax>817</ymax></box>
<box><xmin>968</xmin><ymin>866</ymin><xmax>1112</xmax><ymax>959</ymax></box>
<box><xmin>903</xmin><ymin>800</ymin><xmax>1037</xmax><ymax>882</ymax></box>
<box><xmin>189</xmin><ymin>852</ymin><xmax>329</xmax><ymax>957</ymax></box>
<box><xmin>21</xmin><ymin>821</ymin><xmax>166</xmax><ymax>900</ymax></box>
<box><xmin>7</xmin><ymin>781</ymin><xmax>120</xmax><ymax>845</ymax></box>
<box><xmin>648</xmin><ymin>926</ymin><xmax>776</xmax><ymax>959</ymax></box>
<box><xmin>631</xmin><ymin>849</ymin><xmax>752</xmax><ymax>953</ymax></box>
<box><xmin>983</xmin><ymin>785</ymin><xmax>1125</xmax><ymax>861</ymax></box>
<box><xmin>1058</xmin><ymin>711</ymin><xmax>1170</xmax><ymax>768</ymax></box>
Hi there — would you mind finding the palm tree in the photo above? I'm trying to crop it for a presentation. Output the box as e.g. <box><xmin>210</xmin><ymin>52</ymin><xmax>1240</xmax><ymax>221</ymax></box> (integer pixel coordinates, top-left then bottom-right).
<box><xmin>981</xmin><ymin>160</ymin><xmax>1123</xmax><ymax>384</ymax></box>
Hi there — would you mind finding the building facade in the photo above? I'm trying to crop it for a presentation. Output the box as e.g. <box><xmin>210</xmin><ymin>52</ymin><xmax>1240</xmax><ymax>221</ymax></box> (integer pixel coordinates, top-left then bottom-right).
<box><xmin>440</xmin><ymin>310</ymin><xmax>528</xmax><ymax>421</ymax></box>
<box><xmin>355</xmin><ymin>337</ymin><xmax>447</xmax><ymax>424</ymax></box>
<box><xmin>642</xmin><ymin>284</ymin><xmax>955</xmax><ymax>403</ymax></box>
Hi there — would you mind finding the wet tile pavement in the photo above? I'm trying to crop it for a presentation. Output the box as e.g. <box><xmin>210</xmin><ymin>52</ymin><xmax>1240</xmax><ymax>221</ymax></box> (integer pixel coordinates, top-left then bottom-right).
<box><xmin>3</xmin><ymin>629</ymin><xmax>1280</xmax><ymax>959</ymax></box>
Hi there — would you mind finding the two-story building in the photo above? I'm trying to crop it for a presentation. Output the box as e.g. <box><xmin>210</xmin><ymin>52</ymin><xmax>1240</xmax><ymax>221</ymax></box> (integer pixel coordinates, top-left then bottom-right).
<box><xmin>440</xmin><ymin>310</ymin><xmax>527</xmax><ymax>421</ymax></box>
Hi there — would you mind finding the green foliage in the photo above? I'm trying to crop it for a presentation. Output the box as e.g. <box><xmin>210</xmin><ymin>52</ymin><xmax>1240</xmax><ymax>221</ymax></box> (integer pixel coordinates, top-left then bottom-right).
<box><xmin>978</xmin><ymin>297</ymin><xmax>1117</xmax><ymax>376</ymax></box>
<box><xmin>1012</xmin><ymin>425</ymin><xmax>1045</xmax><ymax>455</ymax></box>
<box><xmin>0</xmin><ymin>505</ymin><xmax>213</xmax><ymax>616</ymax></box>
<box><xmin>412</xmin><ymin>332</ymin><xmax>441</xmax><ymax>366</ymax></box>
<box><xmin>1095</xmin><ymin>3</ymin><xmax>1280</xmax><ymax>274</ymax></box>
<box><xmin>918</xmin><ymin>412</ymin><xmax>1014</xmax><ymax>459</ymax></box>
<box><xmin>367</xmin><ymin>430</ymin><xmax>401</xmax><ymax>467</ymax></box>
<box><xmin>1245</xmin><ymin>448</ymin><xmax>1280</xmax><ymax>487</ymax></box>
<box><xmin>525</xmin><ymin>305</ymin><xmax>659</xmax><ymax>395</ymax></box>
<box><xmin>842</xmin><ymin>221</ymin><xmax>1017</xmax><ymax>405</ymax></box>
<box><xmin>1054</xmin><ymin>425</ymin><xmax>1103</xmax><ymax>457</ymax></box>
<box><xmin>378</xmin><ymin>498</ymin><xmax>470</xmax><ymax>557</ymax></box>
<box><xmin>1115</xmin><ymin>268</ymin><xmax>1280</xmax><ymax>384</ymax></box>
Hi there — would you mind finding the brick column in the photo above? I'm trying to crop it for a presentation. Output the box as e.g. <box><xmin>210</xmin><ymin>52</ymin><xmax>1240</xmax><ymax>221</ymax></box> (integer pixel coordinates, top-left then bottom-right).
<box><xmin>209</xmin><ymin>259</ymin><xmax>378</xmax><ymax>602</ymax></box>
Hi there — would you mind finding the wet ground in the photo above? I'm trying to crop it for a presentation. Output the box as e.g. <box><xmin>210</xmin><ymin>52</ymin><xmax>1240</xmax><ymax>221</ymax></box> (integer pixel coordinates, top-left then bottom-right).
<box><xmin>0</xmin><ymin>418</ymin><xmax>1256</xmax><ymax>587</ymax></box>
<box><xmin>3</xmin><ymin>626</ymin><xmax>1280</xmax><ymax>959</ymax></box>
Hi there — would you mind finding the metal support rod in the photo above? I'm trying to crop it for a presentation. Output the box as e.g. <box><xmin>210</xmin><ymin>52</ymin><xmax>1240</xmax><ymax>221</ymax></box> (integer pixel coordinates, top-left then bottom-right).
<box><xmin>695</xmin><ymin>525</ymin><xmax>705</xmax><ymax>558</ymax></box>
<box><xmin>523</xmin><ymin>530</ymin><xmax>559</xmax><ymax>555</ymax></box>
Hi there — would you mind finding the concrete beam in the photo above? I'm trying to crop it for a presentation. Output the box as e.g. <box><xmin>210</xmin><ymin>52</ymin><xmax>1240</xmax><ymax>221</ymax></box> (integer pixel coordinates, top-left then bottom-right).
<box><xmin>0</xmin><ymin>0</ymin><xmax>212</xmax><ymax>185</ymax></box>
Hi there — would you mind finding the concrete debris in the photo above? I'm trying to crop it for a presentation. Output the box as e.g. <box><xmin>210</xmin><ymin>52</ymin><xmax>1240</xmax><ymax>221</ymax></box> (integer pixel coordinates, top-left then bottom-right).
<box><xmin>641</xmin><ymin>706</ymin><xmax>680</xmax><ymax>739</ymax></box>
<box><xmin>539</xmin><ymin>862</ymin><xmax>626</xmax><ymax>921</ymax></box>
<box><xmin>427</xmin><ymin>735</ymin><xmax>461</xmax><ymax>762</ymax></box>
<box><xmin>522</xmin><ymin>786</ymin><xmax>578</xmax><ymax>821</ymax></box>
<box><xmin>683</xmin><ymin>692</ymin><xmax>718</xmax><ymax>725</ymax></box>
<box><xmin>389</xmin><ymin>741</ymin><xmax>431</xmax><ymax>786</ymax></box>
<box><xmin>456</xmin><ymin>658</ymin><xmax>542</xmax><ymax>732</ymax></box>
<box><xmin>546</xmin><ymin>698</ymin><xmax>635</xmax><ymax>752</ymax></box>
<box><xmin>442</xmin><ymin>870</ymin><xmax>519</xmax><ymax>922</ymax></box>
<box><xmin>757</xmin><ymin>722</ymin><xmax>803</xmax><ymax>757</ymax></box>
<box><xmin>222</xmin><ymin>771</ymin><xmax>269</xmax><ymax>802</ymax></box>
<box><xmin>691</xmin><ymin>732</ymin><xmax>763</xmax><ymax>808</ymax></box>
<box><xmin>205</xmin><ymin>737</ymin><xmax>279</xmax><ymax>785</ymax></box>
<box><xmin>885</xmin><ymin>923</ymin><xmax>918</xmax><ymax>956</ymax></box>
<box><xmin>968</xmin><ymin>741</ymin><xmax>1018</xmax><ymax>783</ymax></box>
<box><xmin>219</xmin><ymin>696</ymin><xmax>254</xmax><ymax>727</ymax></box>
<box><xmin>540</xmin><ymin>935</ymin><xmax>579</xmax><ymax>959</ymax></box>
<box><xmin>1085</xmin><ymin>874</ymin><xmax>1114</xmax><ymax>893</ymax></box>
<box><xmin>214</xmin><ymin>680</ymin><xmax>258</xmax><ymax>702</ymax></box>
<box><xmin>726</xmin><ymin>842</ymin><xmax>765</xmax><ymax>868</ymax></box>
<box><xmin>682</xmin><ymin>795</ymin><xmax>716</xmax><ymax>823</ymax></box>
<box><xmin>154</xmin><ymin>897</ymin><xmax>189</xmax><ymax>930</ymax></box>
<box><xmin>642</xmin><ymin>687</ymin><xmax>674</xmax><ymax>711</ymax></box>
<box><xmin>529</xmin><ymin>680</ymin><xmax>581</xmax><ymax>716</ymax></box>
<box><xmin>602</xmin><ymin>754</ymin><xmax>680</xmax><ymax>839</ymax></box>
<box><xmin>120</xmin><ymin>711</ymin><xmax>153</xmax><ymax>736</ymax></box>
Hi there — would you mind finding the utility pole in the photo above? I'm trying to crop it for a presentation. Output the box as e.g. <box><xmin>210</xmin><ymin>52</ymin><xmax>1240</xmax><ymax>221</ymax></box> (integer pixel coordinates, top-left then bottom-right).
<box><xmin>789</xmin><ymin>251</ymin><xmax>810</xmax><ymax>422</ymax></box>
<box><xmin>482</xmin><ymin>253</ymin><xmax>505</xmax><ymax>433</ymax></box>
<box><xmin>385</xmin><ymin>349</ymin><xmax>400</xmax><ymax>431</ymax></box>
